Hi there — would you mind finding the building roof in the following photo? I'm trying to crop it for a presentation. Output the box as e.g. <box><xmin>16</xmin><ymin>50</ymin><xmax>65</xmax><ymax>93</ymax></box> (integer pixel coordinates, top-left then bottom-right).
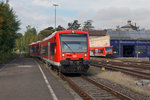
<box><xmin>107</xmin><ymin>29</ymin><xmax>150</xmax><ymax>40</ymax></box>
<box><xmin>121</xmin><ymin>20</ymin><xmax>138</xmax><ymax>30</ymax></box>
<box><xmin>83</xmin><ymin>30</ymin><xmax>107</xmax><ymax>36</ymax></box>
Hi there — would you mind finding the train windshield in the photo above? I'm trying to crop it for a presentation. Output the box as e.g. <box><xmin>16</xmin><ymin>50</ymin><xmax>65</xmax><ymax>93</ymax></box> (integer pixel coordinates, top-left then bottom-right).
<box><xmin>105</xmin><ymin>47</ymin><xmax>112</xmax><ymax>52</ymax></box>
<box><xmin>59</xmin><ymin>33</ymin><xmax>87</xmax><ymax>52</ymax></box>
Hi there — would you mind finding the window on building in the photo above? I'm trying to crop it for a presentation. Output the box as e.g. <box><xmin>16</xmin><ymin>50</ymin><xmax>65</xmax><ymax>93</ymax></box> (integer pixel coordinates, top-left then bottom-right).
<box><xmin>136</xmin><ymin>45</ymin><xmax>146</xmax><ymax>56</ymax></box>
<box><xmin>147</xmin><ymin>46</ymin><xmax>150</xmax><ymax>55</ymax></box>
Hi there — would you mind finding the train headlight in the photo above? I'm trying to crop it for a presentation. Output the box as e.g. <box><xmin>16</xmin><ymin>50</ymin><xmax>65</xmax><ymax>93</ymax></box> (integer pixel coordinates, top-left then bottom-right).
<box><xmin>85</xmin><ymin>54</ymin><xmax>87</xmax><ymax>58</ymax></box>
<box><xmin>62</xmin><ymin>54</ymin><xmax>65</xmax><ymax>58</ymax></box>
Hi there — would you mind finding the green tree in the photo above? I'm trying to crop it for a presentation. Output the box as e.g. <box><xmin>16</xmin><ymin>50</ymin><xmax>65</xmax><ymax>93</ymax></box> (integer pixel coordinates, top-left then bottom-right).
<box><xmin>44</xmin><ymin>27</ymin><xmax>54</xmax><ymax>31</ymax></box>
<box><xmin>56</xmin><ymin>25</ymin><xmax>65</xmax><ymax>31</ymax></box>
<box><xmin>82</xmin><ymin>20</ymin><xmax>94</xmax><ymax>30</ymax></box>
<box><xmin>23</xmin><ymin>25</ymin><xmax>37</xmax><ymax>52</ymax></box>
<box><xmin>0</xmin><ymin>1</ymin><xmax>20</xmax><ymax>54</ymax></box>
<box><xmin>37</xmin><ymin>29</ymin><xmax>53</xmax><ymax>41</ymax></box>
<box><xmin>67</xmin><ymin>20</ymin><xmax>81</xmax><ymax>30</ymax></box>
<box><xmin>37</xmin><ymin>26</ymin><xmax>54</xmax><ymax>41</ymax></box>
<box><xmin>15</xmin><ymin>33</ymin><xmax>23</xmax><ymax>52</ymax></box>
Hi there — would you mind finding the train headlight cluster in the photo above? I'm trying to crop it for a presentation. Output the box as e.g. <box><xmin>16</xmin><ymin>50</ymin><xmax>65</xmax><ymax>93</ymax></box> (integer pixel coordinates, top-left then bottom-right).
<box><xmin>62</xmin><ymin>54</ymin><xmax>65</xmax><ymax>58</ymax></box>
<box><xmin>85</xmin><ymin>54</ymin><xmax>87</xmax><ymax>58</ymax></box>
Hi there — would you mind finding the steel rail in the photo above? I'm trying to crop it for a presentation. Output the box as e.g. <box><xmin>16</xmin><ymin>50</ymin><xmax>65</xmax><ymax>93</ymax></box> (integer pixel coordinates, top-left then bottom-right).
<box><xmin>104</xmin><ymin>61</ymin><xmax>150</xmax><ymax>70</ymax></box>
<box><xmin>106</xmin><ymin>64</ymin><xmax>150</xmax><ymax>76</ymax></box>
<box><xmin>91</xmin><ymin>59</ymin><xmax>150</xmax><ymax>70</ymax></box>
<box><xmin>59</xmin><ymin>73</ymin><xmax>95</xmax><ymax>100</ymax></box>
<box><xmin>81</xmin><ymin>76</ymin><xmax>133</xmax><ymax>100</ymax></box>
<box><xmin>92</xmin><ymin>63</ymin><xmax>150</xmax><ymax>80</ymax></box>
<box><xmin>40</xmin><ymin>61</ymin><xmax>95</xmax><ymax>100</ymax></box>
<box><xmin>41</xmin><ymin>59</ymin><xmax>95</xmax><ymax>100</ymax></box>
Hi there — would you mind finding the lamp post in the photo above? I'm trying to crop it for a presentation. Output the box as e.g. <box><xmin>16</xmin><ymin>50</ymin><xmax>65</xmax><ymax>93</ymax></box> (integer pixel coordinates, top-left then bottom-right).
<box><xmin>53</xmin><ymin>4</ymin><xmax>59</xmax><ymax>30</ymax></box>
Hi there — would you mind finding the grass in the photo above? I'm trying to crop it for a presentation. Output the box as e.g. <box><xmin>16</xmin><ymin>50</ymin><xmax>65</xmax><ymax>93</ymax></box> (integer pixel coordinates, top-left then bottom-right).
<box><xmin>96</xmin><ymin>71</ymin><xmax>150</xmax><ymax>96</ymax></box>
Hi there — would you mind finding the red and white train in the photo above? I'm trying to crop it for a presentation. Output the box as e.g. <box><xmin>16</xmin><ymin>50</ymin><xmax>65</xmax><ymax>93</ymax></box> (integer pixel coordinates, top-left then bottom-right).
<box><xmin>90</xmin><ymin>46</ymin><xmax>113</xmax><ymax>58</ymax></box>
<box><xmin>29</xmin><ymin>30</ymin><xmax>90</xmax><ymax>73</ymax></box>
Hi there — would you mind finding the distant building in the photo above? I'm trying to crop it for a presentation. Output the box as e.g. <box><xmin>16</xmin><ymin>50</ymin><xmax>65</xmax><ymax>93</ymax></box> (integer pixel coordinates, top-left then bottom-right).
<box><xmin>107</xmin><ymin>20</ymin><xmax>150</xmax><ymax>57</ymax></box>
<box><xmin>83</xmin><ymin>30</ymin><xmax>110</xmax><ymax>47</ymax></box>
<box><xmin>86</xmin><ymin>20</ymin><xmax>150</xmax><ymax>57</ymax></box>
<box><xmin>121</xmin><ymin>20</ymin><xmax>139</xmax><ymax>30</ymax></box>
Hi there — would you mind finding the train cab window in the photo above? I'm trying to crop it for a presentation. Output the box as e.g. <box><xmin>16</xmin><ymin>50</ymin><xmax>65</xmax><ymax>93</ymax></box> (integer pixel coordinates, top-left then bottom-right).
<box><xmin>105</xmin><ymin>47</ymin><xmax>112</xmax><ymax>53</ymax></box>
<box><xmin>59</xmin><ymin>33</ymin><xmax>87</xmax><ymax>53</ymax></box>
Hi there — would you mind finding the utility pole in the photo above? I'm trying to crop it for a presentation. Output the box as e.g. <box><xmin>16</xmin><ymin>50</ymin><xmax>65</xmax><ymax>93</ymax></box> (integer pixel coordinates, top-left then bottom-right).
<box><xmin>6</xmin><ymin>0</ymin><xmax>9</xmax><ymax>4</ymax></box>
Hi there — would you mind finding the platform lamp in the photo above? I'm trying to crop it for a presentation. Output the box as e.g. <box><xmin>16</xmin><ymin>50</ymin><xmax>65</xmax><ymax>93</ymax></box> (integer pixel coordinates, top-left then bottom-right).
<box><xmin>53</xmin><ymin>4</ymin><xmax>59</xmax><ymax>31</ymax></box>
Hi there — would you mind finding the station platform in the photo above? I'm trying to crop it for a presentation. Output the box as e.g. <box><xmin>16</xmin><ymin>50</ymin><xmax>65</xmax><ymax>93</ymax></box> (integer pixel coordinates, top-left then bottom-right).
<box><xmin>0</xmin><ymin>58</ymin><xmax>77</xmax><ymax>100</ymax></box>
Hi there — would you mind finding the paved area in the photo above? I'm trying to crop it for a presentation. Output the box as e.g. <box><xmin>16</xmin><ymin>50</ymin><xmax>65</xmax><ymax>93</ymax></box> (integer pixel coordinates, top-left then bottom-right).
<box><xmin>0</xmin><ymin>58</ymin><xmax>74</xmax><ymax>100</ymax></box>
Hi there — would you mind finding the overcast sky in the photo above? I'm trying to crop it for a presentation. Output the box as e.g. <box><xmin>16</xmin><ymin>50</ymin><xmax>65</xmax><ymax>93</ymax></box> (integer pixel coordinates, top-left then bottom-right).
<box><xmin>5</xmin><ymin>0</ymin><xmax>150</xmax><ymax>33</ymax></box>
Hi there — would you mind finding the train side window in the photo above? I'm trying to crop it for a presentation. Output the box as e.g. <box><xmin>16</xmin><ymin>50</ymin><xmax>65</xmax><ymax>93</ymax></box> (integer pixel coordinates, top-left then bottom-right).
<box><xmin>95</xmin><ymin>49</ymin><xmax>98</xmax><ymax>53</ymax></box>
<box><xmin>40</xmin><ymin>45</ymin><xmax>43</xmax><ymax>55</ymax></box>
<box><xmin>50</xmin><ymin>43</ymin><xmax>55</xmax><ymax>55</ymax></box>
<box><xmin>45</xmin><ymin>46</ymin><xmax>48</xmax><ymax>56</ymax></box>
<box><xmin>99</xmin><ymin>49</ymin><xmax>103</xmax><ymax>53</ymax></box>
<box><xmin>54</xmin><ymin>37</ymin><xmax>56</xmax><ymax>46</ymax></box>
<box><xmin>36</xmin><ymin>45</ymin><xmax>39</xmax><ymax>53</ymax></box>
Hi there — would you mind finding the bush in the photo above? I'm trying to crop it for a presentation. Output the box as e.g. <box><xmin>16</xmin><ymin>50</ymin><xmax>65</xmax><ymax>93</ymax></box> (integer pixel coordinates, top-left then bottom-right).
<box><xmin>0</xmin><ymin>52</ymin><xmax>17</xmax><ymax>64</ymax></box>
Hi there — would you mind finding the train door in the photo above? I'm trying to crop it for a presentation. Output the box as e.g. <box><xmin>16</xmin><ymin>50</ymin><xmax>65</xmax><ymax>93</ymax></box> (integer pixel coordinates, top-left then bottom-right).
<box><xmin>40</xmin><ymin>45</ymin><xmax>43</xmax><ymax>57</ymax></box>
<box><xmin>99</xmin><ymin>48</ymin><xmax>104</xmax><ymax>55</ymax></box>
<box><xmin>48</xmin><ymin>42</ymin><xmax>50</xmax><ymax>60</ymax></box>
<box><xmin>90</xmin><ymin>50</ymin><xmax>94</xmax><ymax>56</ymax></box>
<box><xmin>95</xmin><ymin>49</ymin><xmax>98</xmax><ymax>56</ymax></box>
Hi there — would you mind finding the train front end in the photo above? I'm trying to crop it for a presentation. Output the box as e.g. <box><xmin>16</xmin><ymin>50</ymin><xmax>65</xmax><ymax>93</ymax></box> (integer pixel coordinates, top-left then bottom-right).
<box><xmin>59</xmin><ymin>30</ymin><xmax>90</xmax><ymax>73</ymax></box>
<box><xmin>105</xmin><ymin>46</ymin><xmax>113</xmax><ymax>58</ymax></box>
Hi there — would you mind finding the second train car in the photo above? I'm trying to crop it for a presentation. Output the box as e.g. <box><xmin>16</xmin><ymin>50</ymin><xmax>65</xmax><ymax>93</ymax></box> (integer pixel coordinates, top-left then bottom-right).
<box><xmin>90</xmin><ymin>46</ymin><xmax>113</xmax><ymax>58</ymax></box>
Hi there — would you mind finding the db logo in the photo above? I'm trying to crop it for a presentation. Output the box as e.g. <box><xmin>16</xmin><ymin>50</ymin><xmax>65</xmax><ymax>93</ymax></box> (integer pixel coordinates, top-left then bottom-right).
<box><xmin>73</xmin><ymin>55</ymin><xmax>77</xmax><ymax>58</ymax></box>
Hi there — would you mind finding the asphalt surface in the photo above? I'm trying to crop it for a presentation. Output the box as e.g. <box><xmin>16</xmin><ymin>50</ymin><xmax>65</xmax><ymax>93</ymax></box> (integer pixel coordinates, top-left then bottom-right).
<box><xmin>0</xmin><ymin>58</ymin><xmax>74</xmax><ymax>100</ymax></box>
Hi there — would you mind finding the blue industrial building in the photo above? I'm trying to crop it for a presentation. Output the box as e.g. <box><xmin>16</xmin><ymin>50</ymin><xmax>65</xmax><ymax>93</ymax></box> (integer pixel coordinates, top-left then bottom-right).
<box><xmin>110</xmin><ymin>40</ymin><xmax>150</xmax><ymax>57</ymax></box>
<box><xmin>107</xmin><ymin>21</ymin><xmax>150</xmax><ymax>57</ymax></box>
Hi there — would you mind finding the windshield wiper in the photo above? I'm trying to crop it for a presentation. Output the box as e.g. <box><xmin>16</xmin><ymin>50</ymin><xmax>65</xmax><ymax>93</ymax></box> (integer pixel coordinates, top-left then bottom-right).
<box><xmin>62</xmin><ymin>41</ymin><xmax>74</xmax><ymax>53</ymax></box>
<box><xmin>63</xmin><ymin>41</ymin><xmax>74</xmax><ymax>53</ymax></box>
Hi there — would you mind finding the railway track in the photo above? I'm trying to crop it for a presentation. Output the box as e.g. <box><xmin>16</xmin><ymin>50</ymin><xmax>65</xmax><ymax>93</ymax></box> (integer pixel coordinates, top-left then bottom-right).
<box><xmin>40</xmin><ymin>59</ymin><xmax>132</xmax><ymax>100</ymax></box>
<box><xmin>91</xmin><ymin>57</ymin><xmax>150</xmax><ymax>69</ymax></box>
<box><xmin>91</xmin><ymin>61</ymin><xmax>150</xmax><ymax>80</ymax></box>
<box><xmin>60</xmin><ymin>73</ymin><xmax>132</xmax><ymax>100</ymax></box>
<box><xmin>104</xmin><ymin>61</ymin><xmax>150</xmax><ymax>70</ymax></box>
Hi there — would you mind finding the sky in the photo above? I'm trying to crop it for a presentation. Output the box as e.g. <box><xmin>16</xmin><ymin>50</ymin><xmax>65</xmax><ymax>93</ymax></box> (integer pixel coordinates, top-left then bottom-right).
<box><xmin>3</xmin><ymin>0</ymin><xmax>150</xmax><ymax>34</ymax></box>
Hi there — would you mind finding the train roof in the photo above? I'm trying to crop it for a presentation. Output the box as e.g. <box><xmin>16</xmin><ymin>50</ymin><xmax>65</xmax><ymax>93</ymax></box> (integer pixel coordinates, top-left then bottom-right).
<box><xmin>29</xmin><ymin>42</ymin><xmax>36</xmax><ymax>45</ymax></box>
<box><xmin>43</xmin><ymin>31</ymin><xmax>57</xmax><ymax>41</ymax></box>
<box><xmin>42</xmin><ymin>30</ymin><xmax>88</xmax><ymax>41</ymax></box>
<box><xmin>36</xmin><ymin>41</ymin><xmax>41</xmax><ymax>43</ymax></box>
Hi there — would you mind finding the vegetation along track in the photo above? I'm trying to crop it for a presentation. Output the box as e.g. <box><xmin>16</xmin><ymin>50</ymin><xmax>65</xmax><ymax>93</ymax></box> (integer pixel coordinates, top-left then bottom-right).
<box><xmin>91</xmin><ymin>60</ymin><xmax>150</xmax><ymax>80</ymax></box>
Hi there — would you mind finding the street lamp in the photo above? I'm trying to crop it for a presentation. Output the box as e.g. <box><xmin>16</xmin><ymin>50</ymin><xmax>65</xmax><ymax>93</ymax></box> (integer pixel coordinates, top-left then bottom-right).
<box><xmin>53</xmin><ymin>4</ymin><xmax>59</xmax><ymax>30</ymax></box>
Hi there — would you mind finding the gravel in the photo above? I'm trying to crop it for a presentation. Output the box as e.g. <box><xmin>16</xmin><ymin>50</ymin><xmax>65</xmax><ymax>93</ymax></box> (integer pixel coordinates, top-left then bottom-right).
<box><xmin>86</xmin><ymin>66</ymin><xmax>150</xmax><ymax>100</ymax></box>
